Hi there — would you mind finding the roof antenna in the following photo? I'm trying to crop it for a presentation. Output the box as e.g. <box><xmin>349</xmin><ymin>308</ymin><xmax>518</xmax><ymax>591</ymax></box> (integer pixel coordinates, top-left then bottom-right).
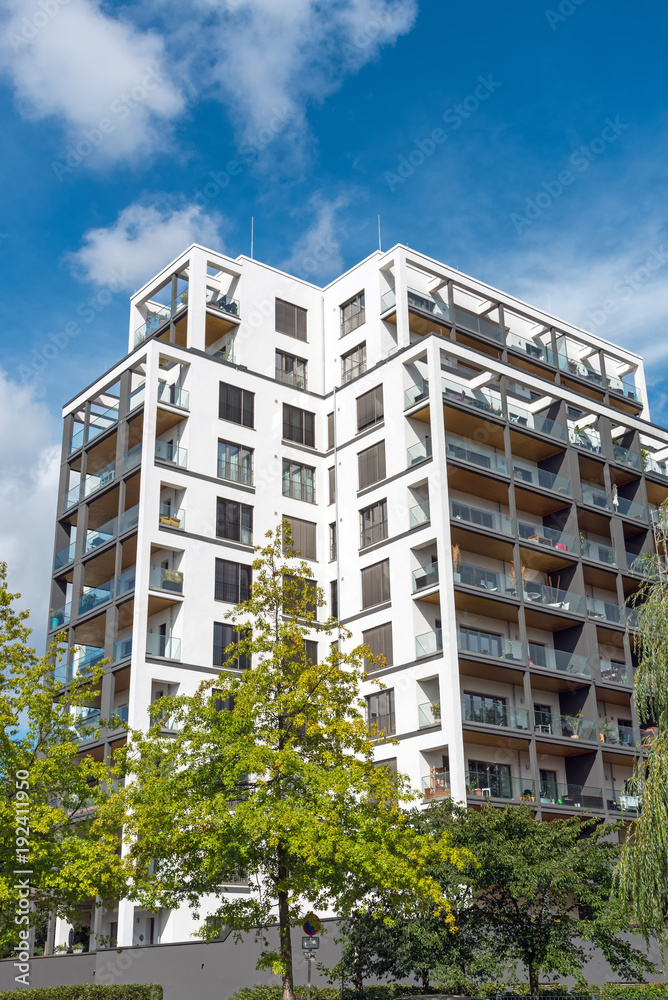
<box><xmin>250</xmin><ymin>216</ymin><xmax>254</xmax><ymax>259</ymax></box>
<box><xmin>378</xmin><ymin>214</ymin><xmax>382</xmax><ymax>252</ymax></box>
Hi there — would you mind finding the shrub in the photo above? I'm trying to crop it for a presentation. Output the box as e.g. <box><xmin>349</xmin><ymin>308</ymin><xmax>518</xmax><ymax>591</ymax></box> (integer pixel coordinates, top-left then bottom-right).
<box><xmin>0</xmin><ymin>987</ymin><xmax>161</xmax><ymax>1000</ymax></box>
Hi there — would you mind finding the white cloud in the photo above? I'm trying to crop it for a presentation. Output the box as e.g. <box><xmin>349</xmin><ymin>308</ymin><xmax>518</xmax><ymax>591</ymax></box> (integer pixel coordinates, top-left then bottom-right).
<box><xmin>0</xmin><ymin>0</ymin><xmax>183</xmax><ymax>163</ymax></box>
<box><xmin>67</xmin><ymin>200</ymin><xmax>226</xmax><ymax>290</ymax></box>
<box><xmin>281</xmin><ymin>194</ymin><xmax>350</xmax><ymax>281</ymax></box>
<box><xmin>0</xmin><ymin>370</ymin><xmax>60</xmax><ymax>653</ymax></box>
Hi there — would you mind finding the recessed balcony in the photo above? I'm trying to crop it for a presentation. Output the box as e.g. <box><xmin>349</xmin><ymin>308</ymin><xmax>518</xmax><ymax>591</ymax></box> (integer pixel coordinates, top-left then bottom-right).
<box><xmin>446</xmin><ymin>433</ymin><xmax>508</xmax><ymax>476</ymax></box>
<box><xmin>441</xmin><ymin>376</ymin><xmax>503</xmax><ymax>418</ymax></box>
<box><xmin>418</xmin><ymin>701</ymin><xmax>441</xmax><ymax>728</ymax></box>
<box><xmin>206</xmin><ymin>290</ymin><xmax>240</xmax><ymax>319</ymax></box>
<box><xmin>415</xmin><ymin>628</ymin><xmax>443</xmax><ymax>658</ymax></box>
<box><xmin>512</xmin><ymin>458</ymin><xmax>572</xmax><ymax>497</ymax></box>
<box><xmin>467</xmin><ymin>773</ymin><xmax>535</xmax><ymax>803</ymax></box>
<box><xmin>540</xmin><ymin>782</ymin><xmax>603</xmax><ymax>810</ymax></box>
<box><xmin>124</xmin><ymin>443</ymin><xmax>143</xmax><ymax>472</ymax></box>
<box><xmin>113</xmin><ymin>636</ymin><xmax>133</xmax><ymax>661</ymax></box>
<box><xmin>79</xmin><ymin>579</ymin><xmax>114</xmax><ymax>616</ymax></box>
<box><xmin>70</xmin><ymin>645</ymin><xmax>105</xmax><ymax>680</ymax></box>
<box><xmin>86</xmin><ymin>405</ymin><xmax>119</xmax><ymax>444</ymax></box>
<box><xmin>155</xmin><ymin>440</ymin><xmax>187</xmax><ymax>467</ymax></box>
<box><xmin>601</xmin><ymin>722</ymin><xmax>639</xmax><ymax>748</ymax></box>
<box><xmin>146</xmin><ymin>633</ymin><xmax>181</xmax><ymax>660</ymax></box>
<box><xmin>50</xmin><ymin>601</ymin><xmax>71</xmax><ymax>630</ymax></box>
<box><xmin>600</xmin><ymin>659</ymin><xmax>631</xmax><ymax>684</ymax></box>
<box><xmin>558</xmin><ymin>352</ymin><xmax>605</xmax><ymax>389</ymax></box>
<box><xmin>506</xmin><ymin>331</ymin><xmax>555</xmax><ymax>366</ymax></box>
<box><xmin>116</xmin><ymin>566</ymin><xmax>136</xmax><ymax>597</ymax></box>
<box><xmin>612</xmin><ymin>445</ymin><xmax>643</xmax><ymax>471</ymax></box>
<box><xmin>409</xmin><ymin>501</ymin><xmax>430</xmax><ymax>528</ymax></box>
<box><xmin>149</xmin><ymin>567</ymin><xmax>184</xmax><ymax>594</ymax></box>
<box><xmin>407</xmin><ymin>440</ymin><xmax>432</xmax><ymax>467</ymax></box>
<box><xmin>586</xmin><ymin>597</ymin><xmax>623</xmax><ymax>624</ymax></box>
<box><xmin>158</xmin><ymin>504</ymin><xmax>186</xmax><ymax>530</ymax></box>
<box><xmin>157</xmin><ymin>382</ymin><xmax>190</xmax><ymax>410</ymax></box>
<box><xmin>422</xmin><ymin>767</ymin><xmax>450</xmax><ymax>800</ymax></box>
<box><xmin>569</xmin><ymin>426</ymin><xmax>603</xmax><ymax>455</ymax></box>
<box><xmin>533</xmin><ymin>711</ymin><xmax>598</xmax><ymax>741</ymax></box>
<box><xmin>451</xmin><ymin>498</ymin><xmax>514</xmax><ymax>536</ymax></box>
<box><xmin>581</xmin><ymin>485</ymin><xmax>647</xmax><ymax>522</ymax></box>
<box><xmin>83</xmin><ymin>460</ymin><xmax>116</xmax><ymax>499</ymax></box>
<box><xmin>509</xmin><ymin>405</ymin><xmax>566</xmax><ymax>441</ymax></box>
<box><xmin>457</xmin><ymin>627</ymin><xmax>523</xmax><ymax>662</ymax></box>
<box><xmin>404</xmin><ymin>380</ymin><xmax>430</xmax><ymax>409</ymax></box>
<box><xmin>412</xmin><ymin>564</ymin><xmax>439</xmax><ymax>593</ymax></box>
<box><xmin>462</xmin><ymin>697</ymin><xmax>530</xmax><ymax>732</ymax></box>
<box><xmin>69</xmin><ymin>426</ymin><xmax>85</xmax><ymax>454</ymax></box>
<box><xmin>54</xmin><ymin>541</ymin><xmax>76</xmax><ymax>571</ymax></box>
<box><xmin>453</xmin><ymin>305</ymin><xmax>502</xmax><ymax>343</ymax></box>
<box><xmin>127</xmin><ymin>383</ymin><xmax>146</xmax><ymax>413</ymax></box>
<box><xmin>72</xmin><ymin>707</ymin><xmax>101</xmax><ymax>743</ymax></box>
<box><xmin>580</xmin><ymin>537</ymin><xmax>617</xmax><ymax>567</ymax></box>
<box><xmin>607</xmin><ymin>788</ymin><xmax>640</xmax><ymax>813</ymax></box>
<box><xmin>528</xmin><ymin>643</ymin><xmax>590</xmax><ymax>678</ymax></box>
<box><xmin>518</xmin><ymin>521</ymin><xmax>576</xmax><ymax>553</ymax></box>
<box><xmin>607</xmin><ymin>373</ymin><xmax>642</xmax><ymax>403</ymax></box>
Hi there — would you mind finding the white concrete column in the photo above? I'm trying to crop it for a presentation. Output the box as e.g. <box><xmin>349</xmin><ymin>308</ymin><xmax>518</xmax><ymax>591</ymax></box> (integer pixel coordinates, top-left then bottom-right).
<box><xmin>394</xmin><ymin>250</ymin><xmax>411</xmax><ymax>349</ymax></box>
<box><xmin>186</xmin><ymin>247</ymin><xmax>209</xmax><ymax>352</ymax></box>
<box><xmin>116</xmin><ymin>899</ymin><xmax>135</xmax><ymax>948</ymax></box>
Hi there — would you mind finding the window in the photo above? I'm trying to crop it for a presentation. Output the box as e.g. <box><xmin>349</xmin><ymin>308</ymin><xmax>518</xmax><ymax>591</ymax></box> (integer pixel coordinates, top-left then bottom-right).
<box><xmin>329</xmin><ymin>522</ymin><xmax>337</xmax><ymax>561</ymax></box>
<box><xmin>328</xmin><ymin>467</ymin><xmax>335</xmax><ymax>505</ymax></box>
<box><xmin>374</xmin><ymin>757</ymin><xmax>397</xmax><ymax>772</ymax></box>
<box><xmin>218</xmin><ymin>440</ymin><xmax>253</xmax><ymax>486</ymax></box>
<box><xmin>330</xmin><ymin>580</ymin><xmax>338</xmax><ymax>619</ymax></box>
<box><xmin>276</xmin><ymin>298</ymin><xmax>307</xmax><ymax>341</ymax></box>
<box><xmin>366</xmin><ymin>689</ymin><xmax>395</xmax><ymax>737</ymax></box>
<box><xmin>283</xmin><ymin>515</ymin><xmax>317</xmax><ymax>560</ymax></box>
<box><xmin>357</xmin><ymin>385</ymin><xmax>383</xmax><ymax>432</ymax></box>
<box><xmin>342</xmin><ymin>343</ymin><xmax>367</xmax><ymax>384</ymax></box>
<box><xmin>276</xmin><ymin>350</ymin><xmax>307</xmax><ymax>389</ymax></box>
<box><xmin>451</xmin><ymin>500</ymin><xmax>495</xmax><ymax>530</ymax></box>
<box><xmin>305</xmin><ymin>640</ymin><xmax>318</xmax><ymax>664</ymax></box>
<box><xmin>283</xmin><ymin>404</ymin><xmax>315</xmax><ymax>447</ymax></box>
<box><xmin>463</xmin><ymin>691</ymin><xmax>508</xmax><ymax>727</ymax></box>
<box><xmin>361</xmin><ymin>559</ymin><xmax>390</xmax><ymax>609</ymax></box>
<box><xmin>219</xmin><ymin>383</ymin><xmax>254</xmax><ymax>427</ymax></box>
<box><xmin>534</xmin><ymin>703</ymin><xmax>553</xmax><ymax>731</ymax></box>
<box><xmin>283</xmin><ymin>575</ymin><xmax>317</xmax><ymax>618</ymax></box>
<box><xmin>327</xmin><ymin>412</ymin><xmax>334</xmax><ymax>450</ymax></box>
<box><xmin>214</xmin><ymin>559</ymin><xmax>251</xmax><ymax>603</ymax></box>
<box><xmin>458</xmin><ymin>626</ymin><xmax>502</xmax><ymax>658</ymax></box>
<box><xmin>282</xmin><ymin>460</ymin><xmax>315</xmax><ymax>502</ymax></box>
<box><xmin>213</xmin><ymin>623</ymin><xmax>250</xmax><ymax>670</ymax></box>
<box><xmin>539</xmin><ymin>769</ymin><xmax>558</xmax><ymax>802</ymax></box>
<box><xmin>216</xmin><ymin>499</ymin><xmax>253</xmax><ymax>545</ymax></box>
<box><xmin>341</xmin><ymin>291</ymin><xmax>365</xmax><ymax>337</ymax></box>
<box><xmin>360</xmin><ymin>499</ymin><xmax>388</xmax><ymax>547</ymax></box>
<box><xmin>468</xmin><ymin>759</ymin><xmax>512</xmax><ymax>798</ymax></box>
<box><xmin>362</xmin><ymin>622</ymin><xmax>393</xmax><ymax>669</ymax></box>
<box><xmin>358</xmin><ymin>441</ymin><xmax>386</xmax><ymax>490</ymax></box>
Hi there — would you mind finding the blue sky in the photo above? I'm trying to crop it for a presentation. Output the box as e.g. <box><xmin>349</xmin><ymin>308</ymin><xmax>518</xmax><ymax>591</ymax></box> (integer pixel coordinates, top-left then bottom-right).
<box><xmin>1</xmin><ymin>0</ymin><xmax>668</xmax><ymax>643</ymax></box>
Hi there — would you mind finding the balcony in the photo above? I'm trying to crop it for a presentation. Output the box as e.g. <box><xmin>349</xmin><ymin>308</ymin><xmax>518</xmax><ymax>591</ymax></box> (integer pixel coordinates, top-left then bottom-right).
<box><xmin>54</xmin><ymin>541</ymin><xmax>76</xmax><ymax>571</ymax></box>
<box><xmin>462</xmin><ymin>699</ymin><xmax>530</xmax><ymax>732</ymax></box>
<box><xmin>569</xmin><ymin>427</ymin><xmax>603</xmax><ymax>455</ymax></box>
<box><xmin>616</xmin><ymin>496</ymin><xmax>648</xmax><ymax>522</ymax></box>
<box><xmin>601</xmin><ymin>722</ymin><xmax>639</xmax><ymax>748</ymax></box>
<box><xmin>127</xmin><ymin>383</ymin><xmax>145</xmax><ymax>413</ymax></box>
<box><xmin>110</xmin><ymin>704</ymin><xmax>129</xmax><ymax>728</ymax></box>
<box><xmin>404</xmin><ymin>380</ymin><xmax>430</xmax><ymax>409</ymax></box>
<box><xmin>458</xmin><ymin>628</ymin><xmax>523</xmax><ymax>662</ymax></box>
<box><xmin>159</xmin><ymin>504</ymin><xmax>185</xmax><ymax>529</ymax></box>
<box><xmin>586</xmin><ymin>597</ymin><xmax>623</xmax><ymax>624</ymax></box>
<box><xmin>512</xmin><ymin>459</ymin><xmax>571</xmax><ymax>496</ymax></box>
<box><xmin>528</xmin><ymin>643</ymin><xmax>590</xmax><ymax>677</ymax></box>
<box><xmin>83</xmin><ymin>461</ymin><xmax>116</xmax><ymax>499</ymax></box>
<box><xmin>120</xmin><ymin>504</ymin><xmax>139</xmax><ymax>534</ymax></box>
<box><xmin>116</xmin><ymin>566</ymin><xmax>136</xmax><ymax>597</ymax></box>
<box><xmin>506</xmin><ymin>331</ymin><xmax>554</xmax><ymax>365</ymax></box>
<box><xmin>86</xmin><ymin>405</ymin><xmax>119</xmax><ymax>443</ymax></box>
<box><xmin>415</xmin><ymin>628</ymin><xmax>443</xmax><ymax>658</ymax></box>
<box><xmin>580</xmin><ymin>538</ymin><xmax>617</xmax><ymax>567</ymax></box>
<box><xmin>600</xmin><ymin>659</ymin><xmax>631</xmax><ymax>685</ymax></box>
<box><xmin>645</xmin><ymin>455</ymin><xmax>668</xmax><ymax>480</ymax></box>
<box><xmin>149</xmin><ymin>567</ymin><xmax>184</xmax><ymax>594</ymax></box>
<box><xmin>518</xmin><ymin>521</ymin><xmax>576</xmax><ymax>553</ymax></box>
<box><xmin>155</xmin><ymin>440</ymin><xmax>188</xmax><ymax>467</ymax></box>
<box><xmin>453</xmin><ymin>305</ymin><xmax>502</xmax><ymax>342</ymax></box>
<box><xmin>446</xmin><ymin>433</ymin><xmax>508</xmax><ymax>475</ymax></box>
<box><xmin>157</xmin><ymin>382</ymin><xmax>190</xmax><ymax>410</ymax></box>
<box><xmin>134</xmin><ymin>304</ymin><xmax>172</xmax><ymax>345</ymax></box>
<box><xmin>412</xmin><ymin>564</ymin><xmax>439</xmax><ymax>593</ymax></box>
<box><xmin>607</xmin><ymin>374</ymin><xmax>641</xmax><ymax>403</ymax></box>
<box><xmin>441</xmin><ymin>377</ymin><xmax>503</xmax><ymax>417</ymax></box>
<box><xmin>63</xmin><ymin>483</ymin><xmax>81</xmax><ymax>511</ymax></box>
<box><xmin>581</xmin><ymin>485</ymin><xmax>647</xmax><ymax>521</ymax></box>
<box><xmin>407</xmin><ymin>440</ymin><xmax>432</xmax><ymax>467</ymax></box>
<box><xmin>70</xmin><ymin>645</ymin><xmax>105</xmax><ymax>679</ymax></box>
<box><xmin>206</xmin><ymin>290</ymin><xmax>240</xmax><ymax>318</ymax></box>
<box><xmin>113</xmin><ymin>636</ymin><xmax>133</xmax><ymax>661</ymax></box>
<box><xmin>72</xmin><ymin>707</ymin><xmax>101</xmax><ymax>742</ymax></box>
<box><xmin>455</xmin><ymin>561</ymin><xmax>515</xmax><ymax>596</ymax></box>
<box><xmin>607</xmin><ymin>789</ymin><xmax>641</xmax><ymax>813</ymax></box>
<box><xmin>422</xmin><ymin>768</ymin><xmax>450</xmax><ymax>800</ymax></box>
<box><xmin>451</xmin><ymin>499</ymin><xmax>513</xmax><ymax>536</ymax></box>
<box><xmin>146</xmin><ymin>633</ymin><xmax>182</xmax><ymax>660</ymax></box>
<box><xmin>408</xmin><ymin>287</ymin><xmax>451</xmax><ymax>324</ymax></box>
<box><xmin>613</xmin><ymin>445</ymin><xmax>643</xmax><ymax>471</ymax></box>
<box><xmin>218</xmin><ymin>457</ymin><xmax>254</xmax><ymax>486</ymax></box>
<box><xmin>409</xmin><ymin>502</ymin><xmax>430</xmax><ymax>528</ymax></box>
<box><xmin>79</xmin><ymin>579</ymin><xmax>113</xmax><ymax>615</ymax></box>
<box><xmin>533</xmin><ymin>712</ymin><xmax>598</xmax><ymax>741</ymax></box>
<box><xmin>521</xmin><ymin>580</ymin><xmax>583</xmax><ymax>613</ymax></box>
<box><xmin>50</xmin><ymin>602</ymin><xmax>71</xmax><ymax>630</ymax></box>
<box><xmin>69</xmin><ymin>427</ymin><xmax>84</xmax><ymax>454</ymax></box>
<box><xmin>509</xmin><ymin>406</ymin><xmax>566</xmax><ymax>441</ymax></box>
<box><xmin>558</xmin><ymin>354</ymin><xmax>605</xmax><ymax>388</ymax></box>
<box><xmin>467</xmin><ymin>773</ymin><xmax>535</xmax><ymax>803</ymax></box>
<box><xmin>85</xmin><ymin>516</ymin><xmax>117</xmax><ymax>554</ymax></box>
<box><xmin>380</xmin><ymin>288</ymin><xmax>396</xmax><ymax>312</ymax></box>
<box><xmin>123</xmin><ymin>443</ymin><xmax>142</xmax><ymax>472</ymax></box>
<box><xmin>418</xmin><ymin>702</ymin><xmax>441</xmax><ymax>728</ymax></box>
<box><xmin>539</xmin><ymin>782</ymin><xmax>604</xmax><ymax>810</ymax></box>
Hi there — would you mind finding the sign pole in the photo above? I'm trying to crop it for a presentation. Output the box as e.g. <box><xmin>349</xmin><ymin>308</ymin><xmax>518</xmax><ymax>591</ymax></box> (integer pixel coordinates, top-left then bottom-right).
<box><xmin>307</xmin><ymin>953</ymin><xmax>312</xmax><ymax>1000</ymax></box>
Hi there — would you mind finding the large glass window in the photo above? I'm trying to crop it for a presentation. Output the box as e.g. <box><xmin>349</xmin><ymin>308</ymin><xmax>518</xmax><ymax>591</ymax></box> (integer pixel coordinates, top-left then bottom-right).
<box><xmin>216</xmin><ymin>499</ymin><xmax>253</xmax><ymax>545</ymax></box>
<box><xmin>356</xmin><ymin>385</ymin><xmax>383</xmax><ymax>432</ymax></box>
<box><xmin>340</xmin><ymin>291</ymin><xmax>365</xmax><ymax>337</ymax></box>
<box><xmin>366</xmin><ymin>689</ymin><xmax>395</xmax><ymax>736</ymax></box>
<box><xmin>218</xmin><ymin>440</ymin><xmax>253</xmax><ymax>485</ymax></box>
<box><xmin>219</xmin><ymin>383</ymin><xmax>254</xmax><ymax>427</ymax></box>
<box><xmin>283</xmin><ymin>404</ymin><xmax>315</xmax><ymax>447</ymax></box>
<box><xmin>468</xmin><ymin>760</ymin><xmax>512</xmax><ymax>798</ymax></box>
<box><xmin>361</xmin><ymin>559</ymin><xmax>391</xmax><ymax>609</ymax></box>
<box><xmin>213</xmin><ymin>623</ymin><xmax>250</xmax><ymax>670</ymax></box>
<box><xmin>276</xmin><ymin>350</ymin><xmax>307</xmax><ymax>389</ymax></box>
<box><xmin>342</xmin><ymin>343</ymin><xmax>367</xmax><ymax>384</ymax></box>
<box><xmin>276</xmin><ymin>298</ymin><xmax>307</xmax><ymax>341</ymax></box>
<box><xmin>214</xmin><ymin>560</ymin><xmax>252</xmax><ymax>603</ymax></box>
<box><xmin>360</xmin><ymin>500</ymin><xmax>388</xmax><ymax>547</ymax></box>
<box><xmin>282</xmin><ymin>460</ymin><xmax>315</xmax><ymax>502</ymax></box>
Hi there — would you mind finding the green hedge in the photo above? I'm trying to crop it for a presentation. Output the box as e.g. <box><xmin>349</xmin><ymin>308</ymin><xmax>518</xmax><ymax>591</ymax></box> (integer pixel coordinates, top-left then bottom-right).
<box><xmin>229</xmin><ymin>985</ymin><xmax>668</xmax><ymax>1000</ymax></box>
<box><xmin>0</xmin><ymin>987</ymin><xmax>161</xmax><ymax>1000</ymax></box>
<box><xmin>478</xmin><ymin>986</ymin><xmax>667</xmax><ymax>999</ymax></box>
<box><xmin>228</xmin><ymin>986</ymin><xmax>426</xmax><ymax>1000</ymax></box>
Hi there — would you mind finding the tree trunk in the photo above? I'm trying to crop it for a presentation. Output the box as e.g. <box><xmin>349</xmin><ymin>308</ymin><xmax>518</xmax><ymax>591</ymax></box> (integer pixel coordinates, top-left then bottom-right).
<box><xmin>421</xmin><ymin>970</ymin><xmax>431</xmax><ymax>994</ymax></box>
<box><xmin>529</xmin><ymin>964</ymin><xmax>539</xmax><ymax>999</ymax></box>
<box><xmin>278</xmin><ymin>886</ymin><xmax>294</xmax><ymax>1000</ymax></box>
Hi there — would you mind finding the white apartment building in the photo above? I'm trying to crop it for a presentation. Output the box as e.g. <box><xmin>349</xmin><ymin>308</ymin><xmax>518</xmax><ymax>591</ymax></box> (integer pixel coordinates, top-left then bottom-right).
<box><xmin>47</xmin><ymin>242</ymin><xmax>668</xmax><ymax>953</ymax></box>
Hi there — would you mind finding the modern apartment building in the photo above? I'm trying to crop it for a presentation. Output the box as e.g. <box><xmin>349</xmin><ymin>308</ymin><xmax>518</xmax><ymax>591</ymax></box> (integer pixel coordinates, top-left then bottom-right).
<box><xmin>46</xmin><ymin>242</ymin><xmax>667</xmax><ymax>953</ymax></box>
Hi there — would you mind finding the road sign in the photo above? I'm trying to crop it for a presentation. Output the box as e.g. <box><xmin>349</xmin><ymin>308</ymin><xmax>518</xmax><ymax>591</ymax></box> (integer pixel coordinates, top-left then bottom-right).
<box><xmin>302</xmin><ymin>936</ymin><xmax>319</xmax><ymax>950</ymax></box>
<box><xmin>302</xmin><ymin>914</ymin><xmax>321</xmax><ymax>935</ymax></box>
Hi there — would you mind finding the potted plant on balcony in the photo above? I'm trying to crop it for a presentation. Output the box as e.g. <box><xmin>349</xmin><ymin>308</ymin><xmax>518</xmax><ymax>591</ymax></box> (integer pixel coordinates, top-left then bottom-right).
<box><xmin>162</xmin><ymin>569</ymin><xmax>182</xmax><ymax>592</ymax></box>
<box><xmin>599</xmin><ymin>717</ymin><xmax>616</xmax><ymax>743</ymax></box>
<box><xmin>452</xmin><ymin>543</ymin><xmax>461</xmax><ymax>583</ymax></box>
<box><xmin>565</xmin><ymin>710</ymin><xmax>584</xmax><ymax>738</ymax></box>
<box><xmin>430</xmin><ymin>701</ymin><xmax>441</xmax><ymax>724</ymax></box>
<box><xmin>519</xmin><ymin>789</ymin><xmax>535</xmax><ymax>803</ymax></box>
<box><xmin>78</xmin><ymin>590</ymin><xmax>97</xmax><ymax>612</ymax></box>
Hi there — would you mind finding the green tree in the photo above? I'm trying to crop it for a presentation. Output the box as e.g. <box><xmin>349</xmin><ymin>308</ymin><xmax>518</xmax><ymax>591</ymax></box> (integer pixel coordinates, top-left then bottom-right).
<box><xmin>115</xmin><ymin>525</ymin><xmax>467</xmax><ymax>1000</ymax></box>
<box><xmin>0</xmin><ymin>563</ymin><xmax>127</xmax><ymax>957</ymax></box>
<box><xmin>421</xmin><ymin>802</ymin><xmax>654</xmax><ymax>995</ymax></box>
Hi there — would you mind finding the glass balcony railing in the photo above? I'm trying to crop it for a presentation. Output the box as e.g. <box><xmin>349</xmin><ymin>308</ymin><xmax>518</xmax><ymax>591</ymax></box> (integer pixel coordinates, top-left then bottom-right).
<box><xmin>146</xmin><ymin>633</ymin><xmax>181</xmax><ymax>660</ymax></box>
<box><xmin>451</xmin><ymin>499</ymin><xmax>513</xmax><ymax>536</ymax></box>
<box><xmin>135</xmin><ymin>304</ymin><xmax>172</xmax><ymax>344</ymax></box>
<box><xmin>415</xmin><ymin>628</ymin><xmax>443</xmax><ymax>658</ymax></box>
<box><xmin>408</xmin><ymin>287</ymin><xmax>451</xmax><ymax>323</ymax></box>
<box><xmin>558</xmin><ymin>354</ymin><xmax>605</xmax><ymax>388</ymax></box>
<box><xmin>64</xmin><ymin>484</ymin><xmax>81</xmax><ymax>511</ymax></box>
<box><xmin>380</xmin><ymin>288</ymin><xmax>396</xmax><ymax>312</ymax></box>
<box><xmin>509</xmin><ymin>406</ymin><xmax>566</xmax><ymax>440</ymax></box>
<box><xmin>467</xmin><ymin>773</ymin><xmax>535</xmax><ymax>802</ymax></box>
<box><xmin>404</xmin><ymin>379</ymin><xmax>429</xmax><ymax>409</ymax></box>
<box><xmin>522</xmin><ymin>580</ymin><xmax>583</xmax><ymax>613</ymax></box>
<box><xmin>127</xmin><ymin>383</ymin><xmax>146</xmax><ymax>413</ymax></box>
<box><xmin>644</xmin><ymin>454</ymin><xmax>668</xmax><ymax>479</ymax></box>
<box><xmin>528</xmin><ymin>643</ymin><xmax>590</xmax><ymax>677</ymax></box>
<box><xmin>533</xmin><ymin>712</ymin><xmax>598</xmax><ymax>741</ymax></box>
<box><xmin>569</xmin><ymin>427</ymin><xmax>603</xmax><ymax>454</ymax></box>
<box><xmin>580</xmin><ymin>538</ymin><xmax>617</xmax><ymax>566</ymax></box>
<box><xmin>86</xmin><ymin>405</ymin><xmax>119</xmax><ymax>443</ymax></box>
<box><xmin>157</xmin><ymin>382</ymin><xmax>190</xmax><ymax>410</ymax></box>
<box><xmin>123</xmin><ymin>443</ymin><xmax>142</xmax><ymax>472</ymax></box>
<box><xmin>600</xmin><ymin>659</ymin><xmax>631</xmax><ymax>685</ymax></box>
<box><xmin>607</xmin><ymin>374</ymin><xmax>642</xmax><ymax>403</ymax></box>
<box><xmin>69</xmin><ymin>646</ymin><xmax>105</xmax><ymax>681</ymax></box>
<box><xmin>580</xmin><ymin>484</ymin><xmax>611</xmax><ymax>510</ymax></box>
<box><xmin>407</xmin><ymin>440</ymin><xmax>432</xmax><ymax>467</ymax></box>
<box><xmin>412</xmin><ymin>564</ymin><xmax>439</xmax><ymax>592</ymax></box>
<box><xmin>462</xmin><ymin>699</ymin><xmax>530</xmax><ymax>731</ymax></box>
<box><xmin>218</xmin><ymin>457</ymin><xmax>253</xmax><ymax>486</ymax></box>
<box><xmin>50</xmin><ymin>602</ymin><xmax>71</xmax><ymax>630</ymax></box>
<box><xmin>72</xmin><ymin>708</ymin><xmax>102</xmax><ymax>742</ymax></box>
<box><xmin>512</xmin><ymin>459</ymin><xmax>572</xmax><ymax>496</ymax></box>
<box><xmin>54</xmin><ymin>541</ymin><xmax>76</xmax><ymax>570</ymax></box>
<box><xmin>453</xmin><ymin>305</ymin><xmax>502</xmax><ymax>342</ymax></box>
<box><xmin>607</xmin><ymin>789</ymin><xmax>641</xmax><ymax>813</ymax></box>
<box><xmin>155</xmin><ymin>440</ymin><xmax>188</xmax><ymax>467</ymax></box>
<box><xmin>116</xmin><ymin>566</ymin><xmax>136</xmax><ymax>596</ymax></box>
<box><xmin>83</xmin><ymin>460</ymin><xmax>116</xmax><ymax>498</ymax></box>
<box><xmin>206</xmin><ymin>290</ymin><xmax>240</xmax><ymax>318</ymax></box>
<box><xmin>458</xmin><ymin>629</ymin><xmax>523</xmax><ymax>661</ymax></box>
<box><xmin>418</xmin><ymin>702</ymin><xmax>441</xmax><ymax>728</ymax></box>
<box><xmin>518</xmin><ymin>520</ymin><xmax>576</xmax><ymax>553</ymax></box>
<box><xmin>85</xmin><ymin>516</ymin><xmax>117</xmax><ymax>554</ymax></box>
<box><xmin>613</xmin><ymin>445</ymin><xmax>643</xmax><ymax>470</ymax></box>
<box><xmin>158</xmin><ymin>504</ymin><xmax>185</xmax><ymax>529</ymax></box>
<box><xmin>624</xmin><ymin>551</ymin><xmax>645</xmax><ymax>574</ymax></box>
<box><xmin>120</xmin><ymin>504</ymin><xmax>139</xmax><ymax>534</ymax></box>
<box><xmin>113</xmin><ymin>636</ymin><xmax>133</xmax><ymax>661</ymax></box>
<box><xmin>110</xmin><ymin>704</ymin><xmax>129</xmax><ymax>728</ymax></box>
<box><xmin>616</xmin><ymin>496</ymin><xmax>648</xmax><ymax>522</ymax></box>
<box><xmin>446</xmin><ymin>433</ymin><xmax>508</xmax><ymax>475</ymax></box>
<box><xmin>601</xmin><ymin>723</ymin><xmax>639</xmax><ymax>748</ymax></box>
<box><xmin>539</xmin><ymin>782</ymin><xmax>604</xmax><ymax>810</ymax></box>
<box><xmin>409</xmin><ymin>502</ymin><xmax>430</xmax><ymax>528</ymax></box>
<box><xmin>442</xmin><ymin>377</ymin><xmax>503</xmax><ymax>416</ymax></box>
<box><xmin>422</xmin><ymin>768</ymin><xmax>450</xmax><ymax>799</ymax></box>
<box><xmin>79</xmin><ymin>579</ymin><xmax>113</xmax><ymax>615</ymax></box>
<box><xmin>149</xmin><ymin>567</ymin><xmax>184</xmax><ymax>594</ymax></box>
<box><xmin>587</xmin><ymin>597</ymin><xmax>624</xmax><ymax>624</ymax></box>
<box><xmin>506</xmin><ymin>331</ymin><xmax>555</xmax><ymax>365</ymax></box>
<box><xmin>69</xmin><ymin>427</ymin><xmax>84</xmax><ymax>453</ymax></box>
<box><xmin>455</xmin><ymin>562</ymin><xmax>514</xmax><ymax>595</ymax></box>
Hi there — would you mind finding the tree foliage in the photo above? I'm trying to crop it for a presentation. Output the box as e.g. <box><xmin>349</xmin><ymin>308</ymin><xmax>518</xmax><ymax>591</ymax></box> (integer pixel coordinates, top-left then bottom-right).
<box><xmin>113</xmin><ymin>526</ymin><xmax>468</xmax><ymax>1000</ymax></box>
<box><xmin>0</xmin><ymin>563</ymin><xmax>127</xmax><ymax>956</ymax></box>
